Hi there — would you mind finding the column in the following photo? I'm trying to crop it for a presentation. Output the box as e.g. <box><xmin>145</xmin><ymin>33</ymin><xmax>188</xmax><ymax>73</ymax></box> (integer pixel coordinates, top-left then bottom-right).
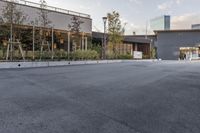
<box><xmin>32</xmin><ymin>25</ymin><xmax>35</xmax><ymax>60</ymax></box>
<box><xmin>85</xmin><ymin>37</ymin><xmax>88</xmax><ymax>51</ymax></box>
<box><xmin>131</xmin><ymin>45</ymin><xmax>133</xmax><ymax>56</ymax></box>
<box><xmin>51</xmin><ymin>27</ymin><xmax>54</xmax><ymax>59</ymax></box>
<box><xmin>81</xmin><ymin>34</ymin><xmax>84</xmax><ymax>51</ymax></box>
<box><xmin>135</xmin><ymin>43</ymin><xmax>138</xmax><ymax>51</ymax></box>
<box><xmin>124</xmin><ymin>44</ymin><xmax>126</xmax><ymax>54</ymax></box>
<box><xmin>68</xmin><ymin>32</ymin><xmax>70</xmax><ymax>54</ymax></box>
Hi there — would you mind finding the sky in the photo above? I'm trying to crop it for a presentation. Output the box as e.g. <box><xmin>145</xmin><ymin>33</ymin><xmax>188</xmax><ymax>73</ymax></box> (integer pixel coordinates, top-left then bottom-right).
<box><xmin>30</xmin><ymin>0</ymin><xmax>200</xmax><ymax>35</ymax></box>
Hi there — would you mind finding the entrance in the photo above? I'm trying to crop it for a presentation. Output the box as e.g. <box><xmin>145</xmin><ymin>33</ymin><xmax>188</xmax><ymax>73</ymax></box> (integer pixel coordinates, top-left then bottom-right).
<box><xmin>179</xmin><ymin>47</ymin><xmax>199</xmax><ymax>60</ymax></box>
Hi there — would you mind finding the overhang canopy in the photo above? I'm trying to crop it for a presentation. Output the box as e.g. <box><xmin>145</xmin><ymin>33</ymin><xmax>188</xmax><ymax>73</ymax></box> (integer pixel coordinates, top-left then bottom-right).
<box><xmin>92</xmin><ymin>32</ymin><xmax>151</xmax><ymax>44</ymax></box>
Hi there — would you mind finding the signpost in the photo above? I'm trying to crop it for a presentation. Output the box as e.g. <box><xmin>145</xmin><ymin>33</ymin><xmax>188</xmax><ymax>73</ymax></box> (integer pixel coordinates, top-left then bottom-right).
<box><xmin>133</xmin><ymin>51</ymin><xmax>143</xmax><ymax>59</ymax></box>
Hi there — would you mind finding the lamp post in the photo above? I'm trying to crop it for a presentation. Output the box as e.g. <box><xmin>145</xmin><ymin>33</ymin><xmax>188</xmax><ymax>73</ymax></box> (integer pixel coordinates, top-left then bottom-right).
<box><xmin>32</xmin><ymin>23</ymin><xmax>35</xmax><ymax>60</ymax></box>
<box><xmin>102</xmin><ymin>17</ymin><xmax>107</xmax><ymax>60</ymax></box>
<box><xmin>51</xmin><ymin>25</ymin><xmax>54</xmax><ymax>60</ymax></box>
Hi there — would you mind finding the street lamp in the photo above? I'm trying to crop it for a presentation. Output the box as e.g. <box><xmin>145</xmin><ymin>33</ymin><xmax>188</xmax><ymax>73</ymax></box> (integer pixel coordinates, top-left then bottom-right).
<box><xmin>102</xmin><ymin>17</ymin><xmax>107</xmax><ymax>59</ymax></box>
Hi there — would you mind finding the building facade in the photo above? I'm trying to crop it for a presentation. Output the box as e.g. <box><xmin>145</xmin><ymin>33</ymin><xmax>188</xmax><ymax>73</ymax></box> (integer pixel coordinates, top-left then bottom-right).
<box><xmin>155</xmin><ymin>30</ymin><xmax>200</xmax><ymax>60</ymax></box>
<box><xmin>0</xmin><ymin>0</ymin><xmax>92</xmax><ymax>33</ymax></box>
<box><xmin>0</xmin><ymin>0</ymin><xmax>92</xmax><ymax>60</ymax></box>
<box><xmin>191</xmin><ymin>24</ymin><xmax>200</xmax><ymax>30</ymax></box>
<box><xmin>92</xmin><ymin>32</ymin><xmax>151</xmax><ymax>59</ymax></box>
<box><xmin>150</xmin><ymin>15</ymin><xmax>170</xmax><ymax>31</ymax></box>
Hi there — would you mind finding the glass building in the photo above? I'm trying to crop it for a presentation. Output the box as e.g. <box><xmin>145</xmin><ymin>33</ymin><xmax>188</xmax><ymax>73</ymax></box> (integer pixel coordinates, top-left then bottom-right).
<box><xmin>0</xmin><ymin>0</ymin><xmax>92</xmax><ymax>60</ymax></box>
<box><xmin>150</xmin><ymin>15</ymin><xmax>170</xmax><ymax>31</ymax></box>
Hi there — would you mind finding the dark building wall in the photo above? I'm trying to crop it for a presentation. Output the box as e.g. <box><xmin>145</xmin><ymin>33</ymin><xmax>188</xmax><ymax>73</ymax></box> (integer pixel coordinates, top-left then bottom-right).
<box><xmin>155</xmin><ymin>31</ymin><xmax>200</xmax><ymax>60</ymax></box>
<box><xmin>0</xmin><ymin>0</ymin><xmax>92</xmax><ymax>33</ymax></box>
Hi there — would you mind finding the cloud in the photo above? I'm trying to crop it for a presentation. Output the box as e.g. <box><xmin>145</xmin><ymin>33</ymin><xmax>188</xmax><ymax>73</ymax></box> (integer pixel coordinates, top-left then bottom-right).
<box><xmin>172</xmin><ymin>13</ymin><xmax>200</xmax><ymax>29</ymax></box>
<box><xmin>157</xmin><ymin>1</ymin><xmax>173</xmax><ymax>11</ymax></box>
<box><xmin>158</xmin><ymin>0</ymin><xmax>183</xmax><ymax>11</ymax></box>
<box><xmin>120</xmin><ymin>17</ymin><xmax>128</xmax><ymax>25</ymax></box>
<box><xmin>126</xmin><ymin>23</ymin><xmax>149</xmax><ymax>35</ymax></box>
<box><xmin>79</xmin><ymin>5</ymin><xmax>90</xmax><ymax>10</ymax></box>
<box><xmin>175</xmin><ymin>0</ymin><xmax>183</xmax><ymax>4</ymax></box>
<box><xmin>128</xmin><ymin>0</ymin><xmax>142</xmax><ymax>4</ymax></box>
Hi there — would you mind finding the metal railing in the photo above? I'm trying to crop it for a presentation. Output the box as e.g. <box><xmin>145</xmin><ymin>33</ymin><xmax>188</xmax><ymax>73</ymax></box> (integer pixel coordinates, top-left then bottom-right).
<box><xmin>1</xmin><ymin>0</ymin><xmax>91</xmax><ymax>18</ymax></box>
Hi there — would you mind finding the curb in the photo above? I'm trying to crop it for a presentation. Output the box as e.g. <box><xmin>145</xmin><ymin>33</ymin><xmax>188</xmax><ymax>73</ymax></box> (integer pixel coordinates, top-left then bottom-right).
<box><xmin>0</xmin><ymin>60</ymin><xmax>161</xmax><ymax>69</ymax></box>
<box><xmin>0</xmin><ymin>60</ymin><xmax>123</xmax><ymax>69</ymax></box>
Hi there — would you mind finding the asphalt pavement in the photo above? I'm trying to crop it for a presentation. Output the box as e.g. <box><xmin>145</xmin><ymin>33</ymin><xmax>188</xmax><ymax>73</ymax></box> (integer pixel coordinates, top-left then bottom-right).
<box><xmin>0</xmin><ymin>61</ymin><xmax>200</xmax><ymax>133</ymax></box>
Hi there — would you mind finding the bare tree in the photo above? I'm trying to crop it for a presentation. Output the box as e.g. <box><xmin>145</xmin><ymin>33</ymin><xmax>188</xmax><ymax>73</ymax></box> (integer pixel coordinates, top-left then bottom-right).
<box><xmin>2</xmin><ymin>0</ymin><xmax>27</xmax><ymax>60</ymax></box>
<box><xmin>37</xmin><ymin>0</ymin><xmax>52</xmax><ymax>59</ymax></box>
<box><xmin>0</xmin><ymin>17</ymin><xmax>4</xmax><ymax>24</ymax></box>
<box><xmin>2</xmin><ymin>0</ymin><xmax>27</xmax><ymax>25</ymax></box>
<box><xmin>68</xmin><ymin>15</ymin><xmax>84</xmax><ymax>51</ymax></box>
<box><xmin>38</xmin><ymin>0</ymin><xmax>51</xmax><ymax>28</ymax></box>
<box><xmin>107</xmin><ymin>11</ymin><xmax>123</xmax><ymax>56</ymax></box>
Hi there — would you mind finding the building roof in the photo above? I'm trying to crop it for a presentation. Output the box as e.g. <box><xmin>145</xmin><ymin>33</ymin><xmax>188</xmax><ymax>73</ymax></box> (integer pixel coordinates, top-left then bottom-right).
<box><xmin>123</xmin><ymin>36</ymin><xmax>151</xmax><ymax>44</ymax></box>
<box><xmin>92</xmin><ymin>32</ymin><xmax>151</xmax><ymax>44</ymax></box>
<box><xmin>1</xmin><ymin>0</ymin><xmax>90</xmax><ymax>18</ymax></box>
<box><xmin>154</xmin><ymin>29</ymin><xmax>200</xmax><ymax>33</ymax></box>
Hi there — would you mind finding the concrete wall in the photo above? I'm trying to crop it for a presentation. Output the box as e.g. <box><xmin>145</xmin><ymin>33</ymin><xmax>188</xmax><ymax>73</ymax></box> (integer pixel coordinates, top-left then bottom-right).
<box><xmin>155</xmin><ymin>31</ymin><xmax>200</xmax><ymax>60</ymax></box>
<box><xmin>0</xmin><ymin>0</ymin><xmax>92</xmax><ymax>33</ymax></box>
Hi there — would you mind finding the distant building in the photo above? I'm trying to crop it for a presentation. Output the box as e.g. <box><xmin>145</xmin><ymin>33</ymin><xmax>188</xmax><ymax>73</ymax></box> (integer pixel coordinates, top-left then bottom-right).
<box><xmin>150</xmin><ymin>15</ymin><xmax>170</xmax><ymax>31</ymax></box>
<box><xmin>191</xmin><ymin>24</ymin><xmax>200</xmax><ymax>29</ymax></box>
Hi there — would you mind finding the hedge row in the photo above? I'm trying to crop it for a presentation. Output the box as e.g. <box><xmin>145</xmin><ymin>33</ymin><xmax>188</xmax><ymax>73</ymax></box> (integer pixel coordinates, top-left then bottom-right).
<box><xmin>106</xmin><ymin>53</ymin><xmax>133</xmax><ymax>59</ymax></box>
<box><xmin>70</xmin><ymin>50</ymin><xmax>99</xmax><ymax>60</ymax></box>
<box><xmin>0</xmin><ymin>50</ymin><xmax>134</xmax><ymax>61</ymax></box>
<box><xmin>0</xmin><ymin>49</ymin><xmax>100</xmax><ymax>61</ymax></box>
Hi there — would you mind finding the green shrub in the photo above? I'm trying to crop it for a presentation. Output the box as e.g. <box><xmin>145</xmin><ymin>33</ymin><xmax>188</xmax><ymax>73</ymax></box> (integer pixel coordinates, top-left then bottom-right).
<box><xmin>0</xmin><ymin>50</ymin><xmax>3</xmax><ymax>60</ymax></box>
<box><xmin>40</xmin><ymin>51</ymin><xmax>51</xmax><ymax>60</ymax></box>
<box><xmin>54</xmin><ymin>50</ymin><xmax>68</xmax><ymax>60</ymax></box>
<box><xmin>70</xmin><ymin>50</ymin><xmax>99</xmax><ymax>60</ymax></box>
<box><xmin>117</xmin><ymin>54</ymin><xmax>133</xmax><ymax>59</ymax></box>
<box><xmin>106</xmin><ymin>53</ymin><xmax>116</xmax><ymax>59</ymax></box>
<box><xmin>34</xmin><ymin>51</ymin><xmax>40</xmax><ymax>60</ymax></box>
<box><xmin>106</xmin><ymin>53</ymin><xmax>133</xmax><ymax>60</ymax></box>
<box><xmin>143</xmin><ymin>54</ymin><xmax>150</xmax><ymax>59</ymax></box>
<box><xmin>25</xmin><ymin>51</ymin><xmax>33</xmax><ymax>59</ymax></box>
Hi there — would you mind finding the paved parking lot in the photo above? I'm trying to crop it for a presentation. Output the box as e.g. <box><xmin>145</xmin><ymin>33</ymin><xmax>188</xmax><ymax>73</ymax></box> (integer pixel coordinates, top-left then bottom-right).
<box><xmin>0</xmin><ymin>61</ymin><xmax>200</xmax><ymax>133</ymax></box>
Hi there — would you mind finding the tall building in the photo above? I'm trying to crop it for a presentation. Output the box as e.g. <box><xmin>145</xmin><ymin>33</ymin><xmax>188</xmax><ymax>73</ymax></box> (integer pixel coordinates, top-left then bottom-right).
<box><xmin>150</xmin><ymin>15</ymin><xmax>170</xmax><ymax>31</ymax></box>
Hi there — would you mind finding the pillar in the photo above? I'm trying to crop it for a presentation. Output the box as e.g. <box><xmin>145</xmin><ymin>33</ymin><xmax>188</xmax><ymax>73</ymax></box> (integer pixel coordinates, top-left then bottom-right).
<box><xmin>68</xmin><ymin>32</ymin><xmax>70</xmax><ymax>59</ymax></box>
<box><xmin>32</xmin><ymin>25</ymin><xmax>35</xmax><ymax>60</ymax></box>
<box><xmin>124</xmin><ymin>44</ymin><xmax>126</xmax><ymax>54</ymax></box>
<box><xmin>131</xmin><ymin>45</ymin><xmax>133</xmax><ymax>55</ymax></box>
<box><xmin>82</xmin><ymin>34</ymin><xmax>84</xmax><ymax>51</ymax></box>
<box><xmin>135</xmin><ymin>43</ymin><xmax>138</xmax><ymax>51</ymax></box>
<box><xmin>51</xmin><ymin>27</ymin><xmax>54</xmax><ymax>59</ymax></box>
<box><xmin>85</xmin><ymin>37</ymin><xmax>88</xmax><ymax>51</ymax></box>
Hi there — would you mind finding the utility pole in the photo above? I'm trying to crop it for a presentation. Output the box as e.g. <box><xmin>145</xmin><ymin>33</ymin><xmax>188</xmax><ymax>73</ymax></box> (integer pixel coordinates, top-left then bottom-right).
<box><xmin>32</xmin><ymin>24</ymin><xmax>35</xmax><ymax>60</ymax></box>
<box><xmin>102</xmin><ymin>17</ymin><xmax>107</xmax><ymax>60</ymax></box>
<box><xmin>145</xmin><ymin>21</ymin><xmax>148</xmax><ymax>39</ymax></box>
<box><xmin>10</xmin><ymin>2</ymin><xmax>14</xmax><ymax>61</ymax></box>
<box><xmin>51</xmin><ymin>26</ymin><xmax>54</xmax><ymax>60</ymax></box>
